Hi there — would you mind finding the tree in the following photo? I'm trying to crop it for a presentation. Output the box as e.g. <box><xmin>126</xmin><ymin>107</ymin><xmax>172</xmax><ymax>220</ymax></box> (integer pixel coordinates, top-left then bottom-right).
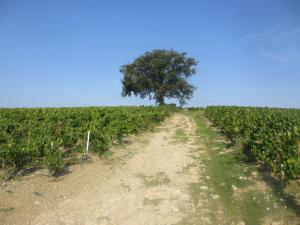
<box><xmin>120</xmin><ymin>49</ymin><xmax>198</xmax><ymax>106</ymax></box>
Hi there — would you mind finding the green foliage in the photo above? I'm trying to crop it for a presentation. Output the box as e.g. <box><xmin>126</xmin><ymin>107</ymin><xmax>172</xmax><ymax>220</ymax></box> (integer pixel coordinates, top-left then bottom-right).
<box><xmin>45</xmin><ymin>143</ymin><xmax>65</xmax><ymax>175</ymax></box>
<box><xmin>0</xmin><ymin>106</ymin><xmax>170</xmax><ymax>177</ymax></box>
<box><xmin>120</xmin><ymin>49</ymin><xmax>198</xmax><ymax>106</ymax></box>
<box><xmin>205</xmin><ymin>106</ymin><xmax>300</xmax><ymax>181</ymax></box>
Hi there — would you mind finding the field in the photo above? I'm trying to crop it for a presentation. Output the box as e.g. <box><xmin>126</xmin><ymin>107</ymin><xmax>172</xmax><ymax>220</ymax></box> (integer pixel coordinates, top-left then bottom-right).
<box><xmin>189</xmin><ymin>110</ymin><xmax>300</xmax><ymax>224</ymax></box>
<box><xmin>204</xmin><ymin>106</ymin><xmax>300</xmax><ymax>181</ymax></box>
<box><xmin>0</xmin><ymin>106</ymin><xmax>170</xmax><ymax>178</ymax></box>
<box><xmin>0</xmin><ymin>106</ymin><xmax>300</xmax><ymax>225</ymax></box>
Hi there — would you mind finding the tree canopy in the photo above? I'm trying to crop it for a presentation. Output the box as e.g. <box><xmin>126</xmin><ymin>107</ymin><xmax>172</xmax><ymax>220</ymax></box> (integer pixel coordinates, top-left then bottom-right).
<box><xmin>120</xmin><ymin>49</ymin><xmax>198</xmax><ymax>106</ymax></box>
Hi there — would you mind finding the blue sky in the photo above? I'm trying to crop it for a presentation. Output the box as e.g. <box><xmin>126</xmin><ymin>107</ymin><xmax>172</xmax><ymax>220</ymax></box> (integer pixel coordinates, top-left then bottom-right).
<box><xmin>0</xmin><ymin>0</ymin><xmax>299</xmax><ymax>108</ymax></box>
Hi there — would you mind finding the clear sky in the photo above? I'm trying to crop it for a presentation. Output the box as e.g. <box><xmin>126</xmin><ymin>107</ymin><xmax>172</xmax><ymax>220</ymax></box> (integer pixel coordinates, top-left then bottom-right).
<box><xmin>0</xmin><ymin>0</ymin><xmax>299</xmax><ymax>108</ymax></box>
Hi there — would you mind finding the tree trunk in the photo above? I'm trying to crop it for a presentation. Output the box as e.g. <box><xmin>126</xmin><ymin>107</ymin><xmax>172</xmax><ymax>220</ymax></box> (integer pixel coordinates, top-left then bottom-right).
<box><xmin>155</xmin><ymin>89</ymin><xmax>165</xmax><ymax>106</ymax></box>
<box><xmin>156</xmin><ymin>96</ymin><xmax>165</xmax><ymax>106</ymax></box>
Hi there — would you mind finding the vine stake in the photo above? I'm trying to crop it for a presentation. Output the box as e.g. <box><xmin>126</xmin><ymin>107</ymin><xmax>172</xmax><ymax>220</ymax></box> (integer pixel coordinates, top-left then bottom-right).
<box><xmin>86</xmin><ymin>130</ymin><xmax>90</xmax><ymax>156</ymax></box>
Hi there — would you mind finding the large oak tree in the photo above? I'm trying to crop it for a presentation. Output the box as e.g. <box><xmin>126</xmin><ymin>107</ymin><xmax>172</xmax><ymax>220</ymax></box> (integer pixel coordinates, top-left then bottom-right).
<box><xmin>120</xmin><ymin>49</ymin><xmax>198</xmax><ymax>106</ymax></box>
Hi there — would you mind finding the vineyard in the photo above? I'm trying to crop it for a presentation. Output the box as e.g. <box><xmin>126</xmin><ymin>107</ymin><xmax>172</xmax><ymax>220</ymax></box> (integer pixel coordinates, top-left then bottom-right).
<box><xmin>1</xmin><ymin>106</ymin><xmax>300</xmax><ymax>224</ymax></box>
<box><xmin>0</xmin><ymin>106</ymin><xmax>170</xmax><ymax>178</ymax></box>
<box><xmin>205</xmin><ymin>106</ymin><xmax>300</xmax><ymax>181</ymax></box>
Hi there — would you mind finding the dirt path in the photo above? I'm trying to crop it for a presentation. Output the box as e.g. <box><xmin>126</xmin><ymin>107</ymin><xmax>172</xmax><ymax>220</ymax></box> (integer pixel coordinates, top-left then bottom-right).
<box><xmin>0</xmin><ymin>113</ymin><xmax>207</xmax><ymax>225</ymax></box>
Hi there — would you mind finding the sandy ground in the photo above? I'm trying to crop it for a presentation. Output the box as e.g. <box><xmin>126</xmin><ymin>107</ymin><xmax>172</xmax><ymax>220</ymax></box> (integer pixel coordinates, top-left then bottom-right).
<box><xmin>0</xmin><ymin>114</ymin><xmax>204</xmax><ymax>225</ymax></box>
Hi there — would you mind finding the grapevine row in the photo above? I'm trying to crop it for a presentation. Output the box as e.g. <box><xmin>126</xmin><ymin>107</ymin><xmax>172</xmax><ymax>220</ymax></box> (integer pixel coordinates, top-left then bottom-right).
<box><xmin>204</xmin><ymin>106</ymin><xmax>300</xmax><ymax>180</ymax></box>
<box><xmin>0</xmin><ymin>106</ymin><xmax>170</xmax><ymax>177</ymax></box>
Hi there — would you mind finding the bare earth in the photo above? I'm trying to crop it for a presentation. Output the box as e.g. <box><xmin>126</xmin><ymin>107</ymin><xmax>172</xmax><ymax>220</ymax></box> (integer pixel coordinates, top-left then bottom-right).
<box><xmin>0</xmin><ymin>114</ymin><xmax>207</xmax><ymax>225</ymax></box>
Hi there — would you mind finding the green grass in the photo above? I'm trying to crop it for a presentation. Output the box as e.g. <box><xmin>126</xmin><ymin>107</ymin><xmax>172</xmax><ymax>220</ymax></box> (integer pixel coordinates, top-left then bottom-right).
<box><xmin>136</xmin><ymin>172</ymin><xmax>171</xmax><ymax>187</ymax></box>
<box><xmin>175</xmin><ymin>128</ymin><xmax>189</xmax><ymax>143</ymax></box>
<box><xmin>143</xmin><ymin>198</ymin><xmax>163</xmax><ymax>206</ymax></box>
<box><xmin>186</xmin><ymin>110</ymin><xmax>300</xmax><ymax>225</ymax></box>
<box><xmin>0</xmin><ymin>207</ymin><xmax>15</xmax><ymax>213</ymax></box>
